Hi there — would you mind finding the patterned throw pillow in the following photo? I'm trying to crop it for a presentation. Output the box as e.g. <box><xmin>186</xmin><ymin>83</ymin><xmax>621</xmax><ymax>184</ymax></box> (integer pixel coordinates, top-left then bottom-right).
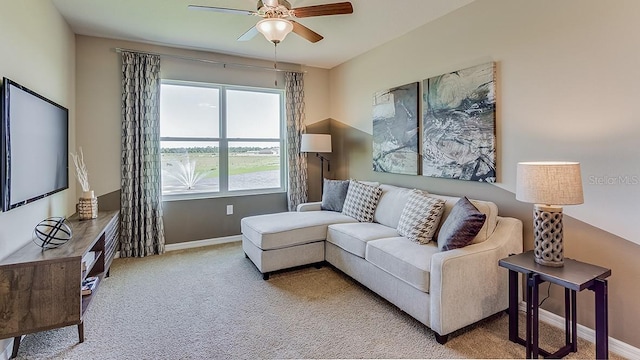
<box><xmin>437</xmin><ymin>197</ymin><xmax>487</xmax><ymax>251</ymax></box>
<box><xmin>397</xmin><ymin>190</ymin><xmax>446</xmax><ymax>244</ymax></box>
<box><xmin>341</xmin><ymin>180</ymin><xmax>383</xmax><ymax>222</ymax></box>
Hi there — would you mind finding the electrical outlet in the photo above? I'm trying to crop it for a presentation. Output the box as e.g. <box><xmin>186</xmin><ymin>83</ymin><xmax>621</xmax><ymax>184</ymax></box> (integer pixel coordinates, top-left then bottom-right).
<box><xmin>226</xmin><ymin>205</ymin><xmax>233</xmax><ymax>215</ymax></box>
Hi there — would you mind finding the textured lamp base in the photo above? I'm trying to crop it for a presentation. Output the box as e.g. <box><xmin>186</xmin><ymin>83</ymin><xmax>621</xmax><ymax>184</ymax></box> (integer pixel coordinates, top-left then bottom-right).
<box><xmin>533</xmin><ymin>205</ymin><xmax>564</xmax><ymax>267</ymax></box>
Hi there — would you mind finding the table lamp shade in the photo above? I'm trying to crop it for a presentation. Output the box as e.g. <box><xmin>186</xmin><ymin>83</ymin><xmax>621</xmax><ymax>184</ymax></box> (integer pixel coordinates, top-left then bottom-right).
<box><xmin>300</xmin><ymin>134</ymin><xmax>332</xmax><ymax>153</ymax></box>
<box><xmin>516</xmin><ymin>162</ymin><xmax>584</xmax><ymax>206</ymax></box>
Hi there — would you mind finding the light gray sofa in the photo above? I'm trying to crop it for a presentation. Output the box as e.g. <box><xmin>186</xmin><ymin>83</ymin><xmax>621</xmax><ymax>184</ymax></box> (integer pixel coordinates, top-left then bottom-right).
<box><xmin>241</xmin><ymin>183</ymin><xmax>523</xmax><ymax>343</ymax></box>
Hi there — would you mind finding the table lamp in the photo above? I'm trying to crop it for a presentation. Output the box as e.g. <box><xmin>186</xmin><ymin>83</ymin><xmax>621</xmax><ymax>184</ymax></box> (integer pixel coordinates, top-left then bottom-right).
<box><xmin>516</xmin><ymin>161</ymin><xmax>584</xmax><ymax>267</ymax></box>
<box><xmin>300</xmin><ymin>134</ymin><xmax>332</xmax><ymax>192</ymax></box>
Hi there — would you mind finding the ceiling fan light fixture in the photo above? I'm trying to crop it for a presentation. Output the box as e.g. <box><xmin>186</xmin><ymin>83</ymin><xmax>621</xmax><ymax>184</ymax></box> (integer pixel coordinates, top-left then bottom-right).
<box><xmin>256</xmin><ymin>18</ymin><xmax>293</xmax><ymax>43</ymax></box>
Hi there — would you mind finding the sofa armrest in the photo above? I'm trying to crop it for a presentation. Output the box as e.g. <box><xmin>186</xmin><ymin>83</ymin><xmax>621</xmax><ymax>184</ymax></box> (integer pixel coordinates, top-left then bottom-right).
<box><xmin>429</xmin><ymin>216</ymin><xmax>523</xmax><ymax>336</ymax></box>
<box><xmin>296</xmin><ymin>202</ymin><xmax>322</xmax><ymax>212</ymax></box>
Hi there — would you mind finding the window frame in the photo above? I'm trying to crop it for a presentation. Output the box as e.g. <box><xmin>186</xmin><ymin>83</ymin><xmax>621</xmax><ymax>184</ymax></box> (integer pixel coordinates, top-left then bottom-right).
<box><xmin>160</xmin><ymin>80</ymin><xmax>287</xmax><ymax>201</ymax></box>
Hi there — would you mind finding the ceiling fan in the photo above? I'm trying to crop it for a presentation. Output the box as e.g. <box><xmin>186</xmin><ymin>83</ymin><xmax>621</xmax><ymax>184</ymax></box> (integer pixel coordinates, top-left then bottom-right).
<box><xmin>188</xmin><ymin>0</ymin><xmax>354</xmax><ymax>44</ymax></box>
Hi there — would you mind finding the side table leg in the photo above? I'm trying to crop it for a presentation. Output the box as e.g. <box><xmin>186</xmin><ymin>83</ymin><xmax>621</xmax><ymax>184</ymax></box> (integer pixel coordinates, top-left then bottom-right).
<box><xmin>594</xmin><ymin>279</ymin><xmax>609</xmax><ymax>359</ymax></box>
<box><xmin>564</xmin><ymin>288</ymin><xmax>571</xmax><ymax>347</ymax></box>
<box><xmin>11</xmin><ymin>336</ymin><xmax>21</xmax><ymax>359</ymax></box>
<box><xmin>525</xmin><ymin>274</ymin><xmax>532</xmax><ymax>358</ymax></box>
<box><xmin>531</xmin><ymin>274</ymin><xmax>540</xmax><ymax>359</ymax></box>
<box><xmin>78</xmin><ymin>322</ymin><xmax>85</xmax><ymax>343</ymax></box>
<box><xmin>572</xmin><ymin>289</ymin><xmax>578</xmax><ymax>352</ymax></box>
<box><xmin>508</xmin><ymin>269</ymin><xmax>518</xmax><ymax>343</ymax></box>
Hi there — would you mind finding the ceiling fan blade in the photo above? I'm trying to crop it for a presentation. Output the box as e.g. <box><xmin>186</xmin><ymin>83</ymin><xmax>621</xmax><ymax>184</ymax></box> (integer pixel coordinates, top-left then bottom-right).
<box><xmin>291</xmin><ymin>2</ymin><xmax>353</xmax><ymax>18</ymax></box>
<box><xmin>188</xmin><ymin>5</ymin><xmax>255</xmax><ymax>16</ymax></box>
<box><xmin>291</xmin><ymin>21</ymin><xmax>324</xmax><ymax>43</ymax></box>
<box><xmin>238</xmin><ymin>26</ymin><xmax>259</xmax><ymax>41</ymax></box>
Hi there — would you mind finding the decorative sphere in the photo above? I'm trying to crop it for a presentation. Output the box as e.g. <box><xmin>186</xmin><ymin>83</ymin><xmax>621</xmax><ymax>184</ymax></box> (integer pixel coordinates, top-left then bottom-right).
<box><xmin>33</xmin><ymin>217</ymin><xmax>73</xmax><ymax>250</ymax></box>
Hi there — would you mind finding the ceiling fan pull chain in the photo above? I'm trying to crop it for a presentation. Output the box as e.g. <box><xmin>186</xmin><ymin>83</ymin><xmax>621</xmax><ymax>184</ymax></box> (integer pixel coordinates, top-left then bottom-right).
<box><xmin>274</xmin><ymin>42</ymin><xmax>278</xmax><ymax>87</ymax></box>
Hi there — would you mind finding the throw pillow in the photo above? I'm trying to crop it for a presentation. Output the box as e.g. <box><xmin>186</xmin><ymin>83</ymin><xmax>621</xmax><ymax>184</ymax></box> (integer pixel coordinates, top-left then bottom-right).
<box><xmin>396</xmin><ymin>190</ymin><xmax>446</xmax><ymax>244</ymax></box>
<box><xmin>341</xmin><ymin>180</ymin><xmax>383</xmax><ymax>222</ymax></box>
<box><xmin>437</xmin><ymin>197</ymin><xmax>487</xmax><ymax>251</ymax></box>
<box><xmin>321</xmin><ymin>179</ymin><xmax>350</xmax><ymax>212</ymax></box>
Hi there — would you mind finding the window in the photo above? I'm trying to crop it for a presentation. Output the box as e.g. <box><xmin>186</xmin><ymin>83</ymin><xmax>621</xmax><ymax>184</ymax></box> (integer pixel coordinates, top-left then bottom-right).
<box><xmin>160</xmin><ymin>81</ymin><xmax>285</xmax><ymax>199</ymax></box>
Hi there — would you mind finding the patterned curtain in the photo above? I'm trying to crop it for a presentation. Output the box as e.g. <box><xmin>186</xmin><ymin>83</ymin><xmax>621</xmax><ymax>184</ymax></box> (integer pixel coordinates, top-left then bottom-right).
<box><xmin>285</xmin><ymin>72</ymin><xmax>308</xmax><ymax>211</ymax></box>
<box><xmin>120</xmin><ymin>51</ymin><xmax>166</xmax><ymax>257</ymax></box>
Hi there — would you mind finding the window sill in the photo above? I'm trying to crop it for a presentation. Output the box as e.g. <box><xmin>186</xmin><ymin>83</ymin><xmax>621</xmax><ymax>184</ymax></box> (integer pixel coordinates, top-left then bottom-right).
<box><xmin>162</xmin><ymin>188</ymin><xmax>286</xmax><ymax>202</ymax></box>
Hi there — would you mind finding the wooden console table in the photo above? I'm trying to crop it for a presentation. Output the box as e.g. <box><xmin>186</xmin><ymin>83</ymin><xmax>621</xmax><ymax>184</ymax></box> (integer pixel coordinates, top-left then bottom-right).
<box><xmin>499</xmin><ymin>251</ymin><xmax>611</xmax><ymax>359</ymax></box>
<box><xmin>0</xmin><ymin>210</ymin><xmax>119</xmax><ymax>358</ymax></box>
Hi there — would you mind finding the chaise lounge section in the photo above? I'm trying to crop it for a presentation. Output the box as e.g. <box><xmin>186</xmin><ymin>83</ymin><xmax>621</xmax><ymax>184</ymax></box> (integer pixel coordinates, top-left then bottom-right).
<box><xmin>241</xmin><ymin>182</ymin><xmax>523</xmax><ymax>343</ymax></box>
<box><xmin>241</xmin><ymin>210</ymin><xmax>357</xmax><ymax>280</ymax></box>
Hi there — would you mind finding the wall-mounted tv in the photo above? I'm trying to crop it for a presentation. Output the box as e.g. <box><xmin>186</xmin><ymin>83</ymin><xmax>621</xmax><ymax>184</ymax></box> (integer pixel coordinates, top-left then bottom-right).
<box><xmin>1</xmin><ymin>78</ymin><xmax>69</xmax><ymax>212</ymax></box>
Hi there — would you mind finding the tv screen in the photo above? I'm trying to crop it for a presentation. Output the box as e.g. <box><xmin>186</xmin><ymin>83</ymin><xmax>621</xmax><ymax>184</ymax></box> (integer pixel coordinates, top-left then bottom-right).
<box><xmin>1</xmin><ymin>78</ymin><xmax>69</xmax><ymax>211</ymax></box>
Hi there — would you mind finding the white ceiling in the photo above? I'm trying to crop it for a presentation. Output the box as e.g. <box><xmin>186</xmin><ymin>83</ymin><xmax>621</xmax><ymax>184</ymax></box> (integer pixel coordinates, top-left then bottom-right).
<box><xmin>51</xmin><ymin>0</ymin><xmax>474</xmax><ymax>69</ymax></box>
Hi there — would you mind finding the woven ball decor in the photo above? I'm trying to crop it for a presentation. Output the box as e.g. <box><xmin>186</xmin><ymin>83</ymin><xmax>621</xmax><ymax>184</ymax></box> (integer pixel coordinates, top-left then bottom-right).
<box><xmin>33</xmin><ymin>217</ymin><xmax>73</xmax><ymax>250</ymax></box>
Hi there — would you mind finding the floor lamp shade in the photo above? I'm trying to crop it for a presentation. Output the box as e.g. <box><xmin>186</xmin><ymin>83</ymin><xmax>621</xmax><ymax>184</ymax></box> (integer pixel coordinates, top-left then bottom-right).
<box><xmin>516</xmin><ymin>162</ymin><xmax>584</xmax><ymax>267</ymax></box>
<box><xmin>300</xmin><ymin>134</ymin><xmax>332</xmax><ymax>153</ymax></box>
<box><xmin>300</xmin><ymin>134</ymin><xmax>332</xmax><ymax>195</ymax></box>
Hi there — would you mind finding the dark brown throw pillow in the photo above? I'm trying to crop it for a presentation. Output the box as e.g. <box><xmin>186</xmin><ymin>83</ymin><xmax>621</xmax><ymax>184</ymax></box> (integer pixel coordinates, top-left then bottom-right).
<box><xmin>437</xmin><ymin>197</ymin><xmax>486</xmax><ymax>251</ymax></box>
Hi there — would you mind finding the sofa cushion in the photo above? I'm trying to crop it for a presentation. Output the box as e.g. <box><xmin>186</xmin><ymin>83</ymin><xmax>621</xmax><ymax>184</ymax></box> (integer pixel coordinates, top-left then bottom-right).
<box><xmin>327</xmin><ymin>223</ymin><xmax>400</xmax><ymax>258</ymax></box>
<box><xmin>321</xmin><ymin>179</ymin><xmax>350</xmax><ymax>212</ymax></box>
<box><xmin>437</xmin><ymin>197</ymin><xmax>487</xmax><ymax>251</ymax></box>
<box><xmin>365</xmin><ymin>237</ymin><xmax>439</xmax><ymax>293</ymax></box>
<box><xmin>342</xmin><ymin>180</ymin><xmax>383</xmax><ymax>222</ymax></box>
<box><xmin>429</xmin><ymin>194</ymin><xmax>498</xmax><ymax>244</ymax></box>
<box><xmin>373</xmin><ymin>184</ymin><xmax>413</xmax><ymax>228</ymax></box>
<box><xmin>241</xmin><ymin>211</ymin><xmax>357</xmax><ymax>250</ymax></box>
<box><xmin>396</xmin><ymin>190</ymin><xmax>446</xmax><ymax>244</ymax></box>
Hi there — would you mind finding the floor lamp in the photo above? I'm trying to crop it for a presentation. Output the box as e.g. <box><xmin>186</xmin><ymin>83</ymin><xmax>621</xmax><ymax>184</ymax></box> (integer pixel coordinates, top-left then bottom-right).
<box><xmin>300</xmin><ymin>134</ymin><xmax>332</xmax><ymax>193</ymax></box>
<box><xmin>516</xmin><ymin>161</ymin><xmax>584</xmax><ymax>267</ymax></box>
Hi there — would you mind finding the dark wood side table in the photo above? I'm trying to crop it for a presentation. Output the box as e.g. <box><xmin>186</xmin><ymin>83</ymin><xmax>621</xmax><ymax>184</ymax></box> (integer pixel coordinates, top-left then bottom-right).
<box><xmin>499</xmin><ymin>251</ymin><xmax>611</xmax><ymax>359</ymax></box>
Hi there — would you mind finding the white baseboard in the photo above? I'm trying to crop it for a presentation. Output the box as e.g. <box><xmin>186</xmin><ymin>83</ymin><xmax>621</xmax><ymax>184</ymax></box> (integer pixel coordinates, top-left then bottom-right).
<box><xmin>0</xmin><ymin>336</ymin><xmax>20</xmax><ymax>360</ymax></box>
<box><xmin>113</xmin><ymin>235</ymin><xmax>242</xmax><ymax>259</ymax></box>
<box><xmin>518</xmin><ymin>301</ymin><xmax>639</xmax><ymax>359</ymax></box>
<box><xmin>1</xmin><ymin>340</ymin><xmax>11</xmax><ymax>360</ymax></box>
<box><xmin>164</xmin><ymin>235</ymin><xmax>242</xmax><ymax>252</ymax></box>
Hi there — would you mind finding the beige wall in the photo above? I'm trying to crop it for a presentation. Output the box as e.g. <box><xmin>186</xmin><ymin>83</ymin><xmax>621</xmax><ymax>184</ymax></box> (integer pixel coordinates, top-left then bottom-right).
<box><xmin>75</xmin><ymin>36</ymin><xmax>329</xmax><ymax>242</ymax></box>
<box><xmin>0</xmin><ymin>2</ymin><xmax>76</xmax><ymax>258</ymax></box>
<box><xmin>302</xmin><ymin>67</ymin><xmax>331</xmax><ymax>126</ymax></box>
<box><xmin>330</xmin><ymin>0</ymin><xmax>640</xmax><ymax>244</ymax></box>
<box><xmin>0</xmin><ymin>0</ymin><xmax>76</xmax><ymax>351</ymax></box>
<box><xmin>327</xmin><ymin>0</ymin><xmax>640</xmax><ymax>347</ymax></box>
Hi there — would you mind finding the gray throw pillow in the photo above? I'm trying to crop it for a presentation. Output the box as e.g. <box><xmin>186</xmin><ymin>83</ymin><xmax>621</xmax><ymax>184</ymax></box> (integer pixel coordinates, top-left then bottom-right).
<box><xmin>437</xmin><ymin>197</ymin><xmax>487</xmax><ymax>251</ymax></box>
<box><xmin>321</xmin><ymin>179</ymin><xmax>350</xmax><ymax>212</ymax></box>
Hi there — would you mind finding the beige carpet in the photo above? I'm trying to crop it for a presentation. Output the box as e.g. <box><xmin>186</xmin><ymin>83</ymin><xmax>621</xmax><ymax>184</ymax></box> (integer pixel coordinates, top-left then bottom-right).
<box><xmin>14</xmin><ymin>242</ymin><xmax>625</xmax><ymax>359</ymax></box>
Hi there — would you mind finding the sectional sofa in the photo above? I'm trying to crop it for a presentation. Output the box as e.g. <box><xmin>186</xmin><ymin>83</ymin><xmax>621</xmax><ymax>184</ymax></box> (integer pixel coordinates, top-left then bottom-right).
<box><xmin>241</xmin><ymin>181</ymin><xmax>523</xmax><ymax>343</ymax></box>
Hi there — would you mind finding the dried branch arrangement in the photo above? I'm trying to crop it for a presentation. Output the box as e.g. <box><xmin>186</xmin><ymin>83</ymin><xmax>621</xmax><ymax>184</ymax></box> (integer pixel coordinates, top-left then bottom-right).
<box><xmin>70</xmin><ymin>147</ymin><xmax>90</xmax><ymax>192</ymax></box>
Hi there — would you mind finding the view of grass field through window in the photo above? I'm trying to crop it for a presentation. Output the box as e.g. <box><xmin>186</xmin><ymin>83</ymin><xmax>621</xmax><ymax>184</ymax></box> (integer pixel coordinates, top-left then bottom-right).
<box><xmin>160</xmin><ymin>82</ymin><xmax>284</xmax><ymax>196</ymax></box>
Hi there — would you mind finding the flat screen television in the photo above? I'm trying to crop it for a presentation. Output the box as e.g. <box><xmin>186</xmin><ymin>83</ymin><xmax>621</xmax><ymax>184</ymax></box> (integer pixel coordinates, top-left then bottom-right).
<box><xmin>1</xmin><ymin>78</ymin><xmax>69</xmax><ymax>212</ymax></box>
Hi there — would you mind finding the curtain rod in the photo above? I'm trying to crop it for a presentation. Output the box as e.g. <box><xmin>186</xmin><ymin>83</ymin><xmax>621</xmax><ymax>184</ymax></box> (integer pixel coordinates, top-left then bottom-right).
<box><xmin>114</xmin><ymin>47</ymin><xmax>304</xmax><ymax>74</ymax></box>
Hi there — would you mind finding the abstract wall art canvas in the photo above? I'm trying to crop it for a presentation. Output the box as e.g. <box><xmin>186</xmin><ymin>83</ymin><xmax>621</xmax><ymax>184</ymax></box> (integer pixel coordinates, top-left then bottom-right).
<box><xmin>422</xmin><ymin>62</ymin><xmax>496</xmax><ymax>182</ymax></box>
<box><xmin>372</xmin><ymin>82</ymin><xmax>419</xmax><ymax>175</ymax></box>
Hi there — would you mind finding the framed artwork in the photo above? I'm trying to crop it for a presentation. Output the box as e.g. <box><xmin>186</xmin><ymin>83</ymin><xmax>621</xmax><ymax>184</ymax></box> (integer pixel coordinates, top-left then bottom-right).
<box><xmin>421</xmin><ymin>62</ymin><xmax>496</xmax><ymax>182</ymax></box>
<box><xmin>372</xmin><ymin>82</ymin><xmax>419</xmax><ymax>175</ymax></box>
